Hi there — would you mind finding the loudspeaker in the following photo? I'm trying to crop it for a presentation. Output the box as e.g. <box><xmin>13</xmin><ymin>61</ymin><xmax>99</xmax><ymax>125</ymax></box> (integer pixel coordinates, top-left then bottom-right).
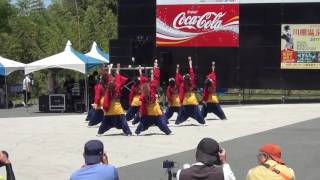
<box><xmin>109</xmin><ymin>39</ymin><xmax>134</xmax><ymax>65</ymax></box>
<box><xmin>39</xmin><ymin>95</ymin><xmax>49</xmax><ymax>112</ymax></box>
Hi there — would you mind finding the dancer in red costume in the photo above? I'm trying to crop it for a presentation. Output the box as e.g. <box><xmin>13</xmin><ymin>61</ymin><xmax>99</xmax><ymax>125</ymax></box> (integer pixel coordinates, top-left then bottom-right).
<box><xmin>135</xmin><ymin>60</ymin><xmax>173</xmax><ymax>135</ymax></box>
<box><xmin>201</xmin><ymin>62</ymin><xmax>227</xmax><ymax>120</ymax></box>
<box><xmin>97</xmin><ymin>64</ymin><xmax>132</xmax><ymax>136</ymax></box>
<box><xmin>175</xmin><ymin>57</ymin><xmax>206</xmax><ymax>126</ymax></box>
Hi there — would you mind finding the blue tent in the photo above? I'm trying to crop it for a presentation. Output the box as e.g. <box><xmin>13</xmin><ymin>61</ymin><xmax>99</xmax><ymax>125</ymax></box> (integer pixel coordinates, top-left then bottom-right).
<box><xmin>86</xmin><ymin>41</ymin><xmax>109</xmax><ymax>64</ymax></box>
<box><xmin>0</xmin><ymin>56</ymin><xmax>25</xmax><ymax>76</ymax></box>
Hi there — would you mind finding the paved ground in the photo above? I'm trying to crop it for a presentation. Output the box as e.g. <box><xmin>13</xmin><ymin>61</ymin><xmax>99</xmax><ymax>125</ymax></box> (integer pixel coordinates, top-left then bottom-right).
<box><xmin>0</xmin><ymin>103</ymin><xmax>320</xmax><ymax>179</ymax></box>
<box><xmin>0</xmin><ymin>106</ymin><xmax>81</xmax><ymax>118</ymax></box>
<box><xmin>119</xmin><ymin>117</ymin><xmax>320</xmax><ymax>180</ymax></box>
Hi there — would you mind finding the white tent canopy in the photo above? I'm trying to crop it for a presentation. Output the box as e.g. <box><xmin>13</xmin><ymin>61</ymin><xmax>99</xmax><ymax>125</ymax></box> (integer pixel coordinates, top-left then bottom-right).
<box><xmin>85</xmin><ymin>41</ymin><xmax>109</xmax><ymax>64</ymax></box>
<box><xmin>0</xmin><ymin>56</ymin><xmax>26</xmax><ymax>76</ymax></box>
<box><xmin>0</xmin><ymin>56</ymin><xmax>25</xmax><ymax>108</ymax></box>
<box><xmin>25</xmin><ymin>40</ymin><xmax>101</xmax><ymax>75</ymax></box>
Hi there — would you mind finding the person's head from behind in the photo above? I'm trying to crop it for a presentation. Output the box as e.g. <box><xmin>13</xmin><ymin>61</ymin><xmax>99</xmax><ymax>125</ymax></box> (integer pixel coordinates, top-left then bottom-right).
<box><xmin>141</xmin><ymin>83</ymin><xmax>150</xmax><ymax>95</ymax></box>
<box><xmin>83</xmin><ymin>140</ymin><xmax>105</xmax><ymax>165</ymax></box>
<box><xmin>168</xmin><ymin>78</ymin><xmax>175</xmax><ymax>88</ymax></box>
<box><xmin>195</xmin><ymin>138</ymin><xmax>221</xmax><ymax>166</ymax></box>
<box><xmin>0</xmin><ymin>150</ymin><xmax>9</xmax><ymax>167</ymax></box>
<box><xmin>204</xmin><ymin>78</ymin><xmax>213</xmax><ymax>88</ymax></box>
<box><xmin>92</xmin><ymin>71</ymin><xmax>98</xmax><ymax>77</ymax></box>
<box><xmin>256</xmin><ymin>144</ymin><xmax>284</xmax><ymax>165</ymax></box>
<box><xmin>183</xmin><ymin>74</ymin><xmax>191</xmax><ymax>86</ymax></box>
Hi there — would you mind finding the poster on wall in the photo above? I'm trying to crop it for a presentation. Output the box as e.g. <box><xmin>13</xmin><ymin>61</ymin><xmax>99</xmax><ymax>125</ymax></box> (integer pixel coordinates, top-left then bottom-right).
<box><xmin>156</xmin><ymin>0</ymin><xmax>239</xmax><ymax>47</ymax></box>
<box><xmin>281</xmin><ymin>24</ymin><xmax>320</xmax><ymax>69</ymax></box>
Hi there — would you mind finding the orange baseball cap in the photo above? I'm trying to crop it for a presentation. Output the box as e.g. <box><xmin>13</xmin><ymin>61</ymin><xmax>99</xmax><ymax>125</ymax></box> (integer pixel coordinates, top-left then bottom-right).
<box><xmin>259</xmin><ymin>144</ymin><xmax>284</xmax><ymax>164</ymax></box>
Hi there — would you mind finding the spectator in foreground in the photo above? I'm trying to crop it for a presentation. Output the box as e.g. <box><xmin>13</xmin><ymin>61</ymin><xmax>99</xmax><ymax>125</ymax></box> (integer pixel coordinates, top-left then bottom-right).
<box><xmin>70</xmin><ymin>140</ymin><xmax>119</xmax><ymax>180</ymax></box>
<box><xmin>176</xmin><ymin>138</ymin><xmax>236</xmax><ymax>180</ymax></box>
<box><xmin>246</xmin><ymin>144</ymin><xmax>295</xmax><ymax>180</ymax></box>
<box><xmin>0</xmin><ymin>150</ymin><xmax>16</xmax><ymax>180</ymax></box>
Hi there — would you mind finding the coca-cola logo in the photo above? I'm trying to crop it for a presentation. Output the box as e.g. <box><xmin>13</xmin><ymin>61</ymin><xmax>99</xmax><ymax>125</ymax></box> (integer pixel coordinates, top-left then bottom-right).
<box><xmin>173</xmin><ymin>12</ymin><xmax>226</xmax><ymax>31</ymax></box>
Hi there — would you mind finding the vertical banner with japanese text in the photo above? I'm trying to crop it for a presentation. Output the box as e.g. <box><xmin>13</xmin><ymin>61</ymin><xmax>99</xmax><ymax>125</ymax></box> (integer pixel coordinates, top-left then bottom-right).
<box><xmin>281</xmin><ymin>24</ymin><xmax>320</xmax><ymax>69</ymax></box>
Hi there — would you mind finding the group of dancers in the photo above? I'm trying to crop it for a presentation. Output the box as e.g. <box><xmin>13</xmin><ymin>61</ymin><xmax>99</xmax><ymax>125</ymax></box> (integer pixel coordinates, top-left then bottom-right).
<box><xmin>86</xmin><ymin>57</ymin><xmax>227</xmax><ymax>136</ymax></box>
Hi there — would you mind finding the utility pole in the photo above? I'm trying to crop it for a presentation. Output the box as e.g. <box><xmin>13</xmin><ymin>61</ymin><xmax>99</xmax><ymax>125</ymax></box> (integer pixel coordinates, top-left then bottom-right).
<box><xmin>74</xmin><ymin>0</ymin><xmax>81</xmax><ymax>48</ymax></box>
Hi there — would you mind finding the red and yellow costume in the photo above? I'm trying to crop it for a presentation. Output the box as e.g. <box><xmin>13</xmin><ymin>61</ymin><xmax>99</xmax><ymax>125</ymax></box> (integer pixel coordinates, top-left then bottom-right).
<box><xmin>135</xmin><ymin>66</ymin><xmax>172</xmax><ymax>135</ymax></box>
<box><xmin>97</xmin><ymin>72</ymin><xmax>132</xmax><ymax>135</ymax></box>
<box><xmin>201</xmin><ymin>70</ymin><xmax>227</xmax><ymax>120</ymax></box>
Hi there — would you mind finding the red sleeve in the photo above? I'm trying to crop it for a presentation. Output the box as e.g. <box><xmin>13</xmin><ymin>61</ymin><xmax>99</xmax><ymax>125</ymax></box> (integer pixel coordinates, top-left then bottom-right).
<box><xmin>115</xmin><ymin>73</ymin><xmax>128</xmax><ymax>96</ymax></box>
<box><xmin>129</xmin><ymin>85</ymin><xmax>136</xmax><ymax>105</ymax></box>
<box><xmin>207</xmin><ymin>71</ymin><xmax>216</xmax><ymax>83</ymax></box>
<box><xmin>140</xmin><ymin>74</ymin><xmax>149</xmax><ymax>84</ymax></box>
<box><xmin>179</xmin><ymin>85</ymin><xmax>185</xmax><ymax>104</ymax></box>
<box><xmin>150</xmin><ymin>67</ymin><xmax>160</xmax><ymax>94</ymax></box>
<box><xmin>166</xmin><ymin>86</ymin><xmax>173</xmax><ymax>104</ymax></box>
<box><xmin>153</xmin><ymin>67</ymin><xmax>160</xmax><ymax>83</ymax></box>
<box><xmin>189</xmin><ymin>67</ymin><xmax>195</xmax><ymax>89</ymax></box>
<box><xmin>116</xmin><ymin>73</ymin><xmax>128</xmax><ymax>87</ymax></box>
<box><xmin>139</xmin><ymin>94</ymin><xmax>147</xmax><ymax>116</ymax></box>
<box><xmin>150</xmin><ymin>80</ymin><xmax>158</xmax><ymax>95</ymax></box>
<box><xmin>107</xmin><ymin>74</ymin><xmax>114</xmax><ymax>82</ymax></box>
<box><xmin>94</xmin><ymin>84</ymin><xmax>102</xmax><ymax>105</ymax></box>
<box><xmin>202</xmin><ymin>86</ymin><xmax>209</xmax><ymax>102</ymax></box>
<box><xmin>175</xmin><ymin>72</ymin><xmax>183</xmax><ymax>87</ymax></box>
<box><xmin>102</xmin><ymin>90</ymin><xmax>110</xmax><ymax>112</ymax></box>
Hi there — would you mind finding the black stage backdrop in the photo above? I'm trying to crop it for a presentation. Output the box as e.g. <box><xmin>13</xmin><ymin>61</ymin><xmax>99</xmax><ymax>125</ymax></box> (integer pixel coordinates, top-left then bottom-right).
<box><xmin>110</xmin><ymin>0</ymin><xmax>320</xmax><ymax>90</ymax></box>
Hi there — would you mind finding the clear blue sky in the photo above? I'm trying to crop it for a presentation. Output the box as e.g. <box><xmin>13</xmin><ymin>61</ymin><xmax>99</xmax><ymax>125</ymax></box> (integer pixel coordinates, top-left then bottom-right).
<box><xmin>11</xmin><ymin>0</ymin><xmax>52</xmax><ymax>8</ymax></box>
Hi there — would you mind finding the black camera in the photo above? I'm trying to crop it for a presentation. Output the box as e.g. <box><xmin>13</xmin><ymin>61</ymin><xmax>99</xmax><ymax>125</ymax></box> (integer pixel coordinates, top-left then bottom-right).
<box><xmin>163</xmin><ymin>160</ymin><xmax>175</xmax><ymax>169</ymax></box>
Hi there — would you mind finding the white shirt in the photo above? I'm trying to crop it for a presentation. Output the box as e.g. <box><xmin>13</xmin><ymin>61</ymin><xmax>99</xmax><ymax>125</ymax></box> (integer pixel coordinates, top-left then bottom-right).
<box><xmin>23</xmin><ymin>76</ymin><xmax>31</xmax><ymax>91</ymax></box>
<box><xmin>176</xmin><ymin>162</ymin><xmax>236</xmax><ymax>180</ymax></box>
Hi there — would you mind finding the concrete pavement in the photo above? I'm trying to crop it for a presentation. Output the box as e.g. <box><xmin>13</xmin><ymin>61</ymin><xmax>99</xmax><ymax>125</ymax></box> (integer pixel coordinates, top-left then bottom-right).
<box><xmin>0</xmin><ymin>103</ymin><xmax>320</xmax><ymax>179</ymax></box>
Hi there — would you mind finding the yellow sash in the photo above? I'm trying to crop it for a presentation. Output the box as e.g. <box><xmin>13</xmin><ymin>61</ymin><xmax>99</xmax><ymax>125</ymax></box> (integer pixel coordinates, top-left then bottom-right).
<box><xmin>169</xmin><ymin>94</ymin><xmax>181</xmax><ymax>107</ymax></box>
<box><xmin>105</xmin><ymin>99</ymin><xmax>124</xmax><ymax>115</ymax></box>
<box><xmin>183</xmin><ymin>92</ymin><xmax>198</xmax><ymax>105</ymax></box>
<box><xmin>146</xmin><ymin>101</ymin><xmax>162</xmax><ymax>116</ymax></box>
<box><xmin>208</xmin><ymin>93</ymin><xmax>219</xmax><ymax>103</ymax></box>
<box><xmin>131</xmin><ymin>95</ymin><xmax>141</xmax><ymax>107</ymax></box>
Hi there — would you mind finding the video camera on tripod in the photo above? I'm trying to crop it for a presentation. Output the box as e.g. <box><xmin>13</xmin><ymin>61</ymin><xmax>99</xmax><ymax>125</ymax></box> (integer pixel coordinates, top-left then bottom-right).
<box><xmin>163</xmin><ymin>160</ymin><xmax>176</xmax><ymax>180</ymax></box>
<box><xmin>163</xmin><ymin>160</ymin><xmax>191</xmax><ymax>180</ymax></box>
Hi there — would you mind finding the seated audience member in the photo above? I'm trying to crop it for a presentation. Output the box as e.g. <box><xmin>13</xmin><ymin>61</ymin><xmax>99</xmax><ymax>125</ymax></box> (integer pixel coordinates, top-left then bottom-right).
<box><xmin>70</xmin><ymin>140</ymin><xmax>119</xmax><ymax>180</ymax></box>
<box><xmin>176</xmin><ymin>138</ymin><xmax>236</xmax><ymax>180</ymax></box>
<box><xmin>0</xmin><ymin>150</ymin><xmax>15</xmax><ymax>180</ymax></box>
<box><xmin>246</xmin><ymin>144</ymin><xmax>295</xmax><ymax>180</ymax></box>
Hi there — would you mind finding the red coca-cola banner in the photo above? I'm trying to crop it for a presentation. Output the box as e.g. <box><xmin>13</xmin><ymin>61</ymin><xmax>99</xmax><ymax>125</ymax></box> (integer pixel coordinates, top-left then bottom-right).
<box><xmin>156</xmin><ymin>3</ymin><xmax>239</xmax><ymax>47</ymax></box>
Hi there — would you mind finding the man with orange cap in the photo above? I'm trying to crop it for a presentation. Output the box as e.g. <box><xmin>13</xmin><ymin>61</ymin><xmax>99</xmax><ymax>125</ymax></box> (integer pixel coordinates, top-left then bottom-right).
<box><xmin>246</xmin><ymin>144</ymin><xmax>296</xmax><ymax>180</ymax></box>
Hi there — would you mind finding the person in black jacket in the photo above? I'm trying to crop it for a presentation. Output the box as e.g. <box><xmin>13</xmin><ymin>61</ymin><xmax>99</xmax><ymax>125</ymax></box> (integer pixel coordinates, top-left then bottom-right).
<box><xmin>176</xmin><ymin>138</ymin><xmax>236</xmax><ymax>180</ymax></box>
<box><xmin>0</xmin><ymin>150</ymin><xmax>15</xmax><ymax>180</ymax></box>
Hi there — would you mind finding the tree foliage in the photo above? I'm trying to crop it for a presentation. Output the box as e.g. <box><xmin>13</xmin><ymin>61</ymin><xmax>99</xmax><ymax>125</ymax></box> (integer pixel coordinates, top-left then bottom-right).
<box><xmin>0</xmin><ymin>0</ymin><xmax>117</xmax><ymax>62</ymax></box>
<box><xmin>0</xmin><ymin>0</ymin><xmax>117</xmax><ymax>96</ymax></box>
